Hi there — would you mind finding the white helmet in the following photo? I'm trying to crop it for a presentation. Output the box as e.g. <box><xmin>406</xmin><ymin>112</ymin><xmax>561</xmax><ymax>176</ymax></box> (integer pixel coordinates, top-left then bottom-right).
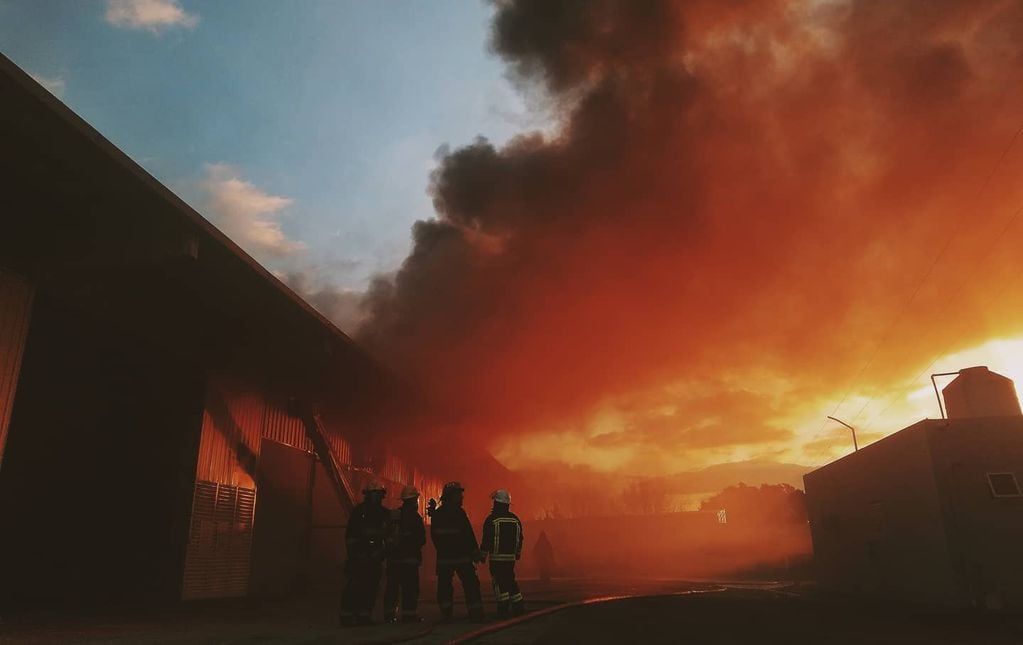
<box><xmin>491</xmin><ymin>489</ymin><xmax>511</xmax><ymax>504</ymax></box>
<box><xmin>400</xmin><ymin>485</ymin><xmax>420</xmax><ymax>500</ymax></box>
<box><xmin>363</xmin><ymin>479</ymin><xmax>386</xmax><ymax>494</ymax></box>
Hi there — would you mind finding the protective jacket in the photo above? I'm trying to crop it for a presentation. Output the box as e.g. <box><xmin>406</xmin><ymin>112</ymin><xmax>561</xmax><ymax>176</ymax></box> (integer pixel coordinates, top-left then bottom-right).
<box><xmin>388</xmin><ymin>503</ymin><xmax>426</xmax><ymax>564</ymax></box>
<box><xmin>430</xmin><ymin>504</ymin><xmax>480</xmax><ymax>565</ymax></box>
<box><xmin>481</xmin><ymin>506</ymin><xmax>523</xmax><ymax>562</ymax></box>
<box><xmin>346</xmin><ymin>500</ymin><xmax>390</xmax><ymax>560</ymax></box>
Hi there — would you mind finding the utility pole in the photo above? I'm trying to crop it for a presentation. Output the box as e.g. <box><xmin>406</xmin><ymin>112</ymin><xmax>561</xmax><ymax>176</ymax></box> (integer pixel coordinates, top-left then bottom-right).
<box><xmin>826</xmin><ymin>415</ymin><xmax>858</xmax><ymax>452</ymax></box>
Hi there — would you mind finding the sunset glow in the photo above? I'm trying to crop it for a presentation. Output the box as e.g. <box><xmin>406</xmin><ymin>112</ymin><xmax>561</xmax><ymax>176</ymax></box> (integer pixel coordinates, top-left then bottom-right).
<box><xmin>357</xmin><ymin>0</ymin><xmax>1023</xmax><ymax>514</ymax></box>
<box><xmin>8</xmin><ymin>0</ymin><xmax>1023</xmax><ymax>517</ymax></box>
<box><xmin>11</xmin><ymin>2</ymin><xmax>1023</xmax><ymax>638</ymax></box>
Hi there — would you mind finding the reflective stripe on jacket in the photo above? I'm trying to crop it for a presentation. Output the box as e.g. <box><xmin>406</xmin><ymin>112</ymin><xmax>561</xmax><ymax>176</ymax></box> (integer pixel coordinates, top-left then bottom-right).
<box><xmin>481</xmin><ymin>509</ymin><xmax>522</xmax><ymax>562</ymax></box>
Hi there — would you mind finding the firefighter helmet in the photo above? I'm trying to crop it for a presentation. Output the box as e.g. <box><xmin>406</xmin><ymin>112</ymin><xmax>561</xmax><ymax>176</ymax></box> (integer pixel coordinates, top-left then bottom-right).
<box><xmin>400</xmin><ymin>485</ymin><xmax>420</xmax><ymax>500</ymax></box>
<box><xmin>443</xmin><ymin>481</ymin><xmax>465</xmax><ymax>494</ymax></box>
<box><xmin>490</xmin><ymin>489</ymin><xmax>511</xmax><ymax>504</ymax></box>
<box><xmin>363</xmin><ymin>479</ymin><xmax>386</xmax><ymax>494</ymax></box>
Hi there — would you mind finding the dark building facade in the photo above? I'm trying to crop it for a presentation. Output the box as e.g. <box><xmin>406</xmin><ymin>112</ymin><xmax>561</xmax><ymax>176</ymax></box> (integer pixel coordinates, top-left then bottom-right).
<box><xmin>0</xmin><ymin>55</ymin><xmax>440</xmax><ymax>605</ymax></box>
<box><xmin>805</xmin><ymin>368</ymin><xmax>1023</xmax><ymax>608</ymax></box>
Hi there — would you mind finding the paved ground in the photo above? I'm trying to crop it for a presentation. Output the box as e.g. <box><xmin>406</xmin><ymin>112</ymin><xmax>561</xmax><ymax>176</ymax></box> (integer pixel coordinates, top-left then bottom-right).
<box><xmin>4</xmin><ymin>580</ymin><xmax>1023</xmax><ymax>644</ymax></box>
<box><xmin>471</xmin><ymin>587</ymin><xmax>1023</xmax><ymax>645</ymax></box>
<box><xmin>0</xmin><ymin>578</ymin><xmax>704</xmax><ymax>645</ymax></box>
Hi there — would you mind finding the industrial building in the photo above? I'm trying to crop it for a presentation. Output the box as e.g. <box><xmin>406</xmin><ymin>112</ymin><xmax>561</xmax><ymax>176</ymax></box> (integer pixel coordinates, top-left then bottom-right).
<box><xmin>0</xmin><ymin>55</ymin><xmax>442</xmax><ymax>604</ymax></box>
<box><xmin>805</xmin><ymin>366</ymin><xmax>1023</xmax><ymax>608</ymax></box>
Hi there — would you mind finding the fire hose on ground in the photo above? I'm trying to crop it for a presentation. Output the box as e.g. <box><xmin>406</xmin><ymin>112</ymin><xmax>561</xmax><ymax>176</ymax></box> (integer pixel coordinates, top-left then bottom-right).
<box><xmin>367</xmin><ymin>584</ymin><xmax>747</xmax><ymax>645</ymax></box>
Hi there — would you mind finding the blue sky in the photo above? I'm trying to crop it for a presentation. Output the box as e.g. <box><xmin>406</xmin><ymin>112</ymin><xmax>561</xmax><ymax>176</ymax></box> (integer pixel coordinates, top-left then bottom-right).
<box><xmin>0</xmin><ymin>0</ymin><xmax>535</xmax><ymax>300</ymax></box>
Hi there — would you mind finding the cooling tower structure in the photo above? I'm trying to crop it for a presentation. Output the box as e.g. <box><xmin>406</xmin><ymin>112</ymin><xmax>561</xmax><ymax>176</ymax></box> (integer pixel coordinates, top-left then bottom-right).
<box><xmin>942</xmin><ymin>366</ymin><xmax>1022</xmax><ymax>419</ymax></box>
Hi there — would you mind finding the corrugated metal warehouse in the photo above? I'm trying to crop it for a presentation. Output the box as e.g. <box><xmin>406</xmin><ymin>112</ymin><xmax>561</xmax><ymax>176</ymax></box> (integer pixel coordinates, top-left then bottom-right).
<box><xmin>0</xmin><ymin>54</ymin><xmax>441</xmax><ymax>605</ymax></box>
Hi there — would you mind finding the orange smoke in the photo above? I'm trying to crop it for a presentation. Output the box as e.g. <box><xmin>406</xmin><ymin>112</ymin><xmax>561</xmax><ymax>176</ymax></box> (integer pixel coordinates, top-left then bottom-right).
<box><xmin>356</xmin><ymin>0</ymin><xmax>1023</xmax><ymax>505</ymax></box>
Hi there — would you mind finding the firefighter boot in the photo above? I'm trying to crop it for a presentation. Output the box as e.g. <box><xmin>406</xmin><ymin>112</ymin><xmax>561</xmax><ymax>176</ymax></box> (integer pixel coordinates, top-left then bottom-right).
<box><xmin>511</xmin><ymin>593</ymin><xmax>525</xmax><ymax>617</ymax></box>
<box><xmin>469</xmin><ymin>606</ymin><xmax>486</xmax><ymax>623</ymax></box>
<box><xmin>496</xmin><ymin>600</ymin><xmax>510</xmax><ymax>619</ymax></box>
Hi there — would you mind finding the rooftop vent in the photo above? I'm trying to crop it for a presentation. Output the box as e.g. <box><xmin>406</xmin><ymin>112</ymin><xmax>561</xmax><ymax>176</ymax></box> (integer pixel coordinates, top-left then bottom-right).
<box><xmin>942</xmin><ymin>366</ymin><xmax>1022</xmax><ymax>419</ymax></box>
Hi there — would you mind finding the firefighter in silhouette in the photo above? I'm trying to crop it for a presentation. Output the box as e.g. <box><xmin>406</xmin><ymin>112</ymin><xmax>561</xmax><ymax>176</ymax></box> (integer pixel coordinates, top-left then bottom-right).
<box><xmin>481</xmin><ymin>489</ymin><xmax>525</xmax><ymax>617</ymax></box>
<box><xmin>339</xmin><ymin>479</ymin><xmax>389</xmax><ymax>627</ymax></box>
<box><xmin>429</xmin><ymin>481</ymin><xmax>485</xmax><ymax>621</ymax></box>
<box><xmin>534</xmin><ymin>530</ymin><xmax>554</xmax><ymax>583</ymax></box>
<box><xmin>383</xmin><ymin>485</ymin><xmax>426</xmax><ymax>623</ymax></box>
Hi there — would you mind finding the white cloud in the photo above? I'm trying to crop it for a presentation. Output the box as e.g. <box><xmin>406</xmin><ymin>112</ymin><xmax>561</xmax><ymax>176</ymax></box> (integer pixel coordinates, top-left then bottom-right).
<box><xmin>105</xmin><ymin>0</ymin><xmax>198</xmax><ymax>32</ymax></box>
<box><xmin>200</xmin><ymin>163</ymin><xmax>307</xmax><ymax>259</ymax></box>
<box><xmin>29</xmin><ymin>73</ymin><xmax>66</xmax><ymax>98</ymax></box>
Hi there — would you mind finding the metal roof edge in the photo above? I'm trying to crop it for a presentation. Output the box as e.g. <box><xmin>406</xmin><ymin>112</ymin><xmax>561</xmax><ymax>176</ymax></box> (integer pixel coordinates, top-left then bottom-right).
<box><xmin>804</xmin><ymin>418</ymin><xmax>936</xmax><ymax>478</ymax></box>
<box><xmin>0</xmin><ymin>53</ymin><xmax>376</xmax><ymax>363</ymax></box>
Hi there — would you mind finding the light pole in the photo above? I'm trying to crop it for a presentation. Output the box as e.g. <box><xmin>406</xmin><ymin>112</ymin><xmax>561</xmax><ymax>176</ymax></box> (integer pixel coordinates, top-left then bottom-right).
<box><xmin>826</xmin><ymin>415</ymin><xmax>858</xmax><ymax>452</ymax></box>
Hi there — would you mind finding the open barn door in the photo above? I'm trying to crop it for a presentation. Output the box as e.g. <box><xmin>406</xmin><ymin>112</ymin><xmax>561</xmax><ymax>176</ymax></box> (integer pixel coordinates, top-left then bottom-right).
<box><xmin>249</xmin><ymin>439</ymin><xmax>315</xmax><ymax>596</ymax></box>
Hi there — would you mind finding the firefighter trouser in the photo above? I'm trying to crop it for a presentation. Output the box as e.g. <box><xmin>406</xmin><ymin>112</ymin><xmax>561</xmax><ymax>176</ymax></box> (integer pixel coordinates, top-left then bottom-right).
<box><xmin>339</xmin><ymin>556</ymin><xmax>383</xmax><ymax>620</ymax></box>
<box><xmin>383</xmin><ymin>560</ymin><xmax>420</xmax><ymax>618</ymax></box>
<box><xmin>489</xmin><ymin>560</ymin><xmax>523</xmax><ymax>615</ymax></box>
<box><xmin>436</xmin><ymin>561</ymin><xmax>484</xmax><ymax>618</ymax></box>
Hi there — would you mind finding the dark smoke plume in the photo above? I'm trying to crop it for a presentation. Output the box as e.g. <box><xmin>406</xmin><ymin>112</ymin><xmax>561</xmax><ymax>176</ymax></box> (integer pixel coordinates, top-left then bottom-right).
<box><xmin>357</xmin><ymin>0</ymin><xmax>1023</xmax><ymax>477</ymax></box>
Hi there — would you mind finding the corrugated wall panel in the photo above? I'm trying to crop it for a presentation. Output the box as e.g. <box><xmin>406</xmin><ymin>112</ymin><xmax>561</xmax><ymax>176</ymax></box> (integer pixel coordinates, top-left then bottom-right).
<box><xmin>187</xmin><ymin>371</ymin><xmax>373</xmax><ymax>599</ymax></box>
<box><xmin>228</xmin><ymin>383</ymin><xmax>265</xmax><ymax>487</ymax></box>
<box><xmin>263</xmin><ymin>398</ymin><xmax>312</xmax><ymax>452</ymax></box>
<box><xmin>324</xmin><ymin>430</ymin><xmax>352</xmax><ymax>467</ymax></box>
<box><xmin>381</xmin><ymin>454</ymin><xmax>414</xmax><ymax>486</ymax></box>
<box><xmin>194</xmin><ymin>375</ymin><xmax>266</xmax><ymax>488</ymax></box>
<box><xmin>0</xmin><ymin>269</ymin><xmax>33</xmax><ymax>470</ymax></box>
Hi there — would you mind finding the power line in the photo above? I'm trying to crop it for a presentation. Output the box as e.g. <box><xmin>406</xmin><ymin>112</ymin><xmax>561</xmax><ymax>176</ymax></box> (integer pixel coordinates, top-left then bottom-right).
<box><xmin>803</xmin><ymin>115</ymin><xmax>1023</xmax><ymax>465</ymax></box>
<box><xmin>810</xmin><ymin>198</ymin><xmax>1023</xmax><ymax>466</ymax></box>
<box><xmin>854</xmin><ymin>201</ymin><xmax>1023</xmax><ymax>439</ymax></box>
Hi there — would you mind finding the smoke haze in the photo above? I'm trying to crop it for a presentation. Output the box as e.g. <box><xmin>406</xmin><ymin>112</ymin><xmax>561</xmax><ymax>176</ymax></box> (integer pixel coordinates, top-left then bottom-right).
<box><xmin>355</xmin><ymin>0</ymin><xmax>1023</xmax><ymax>496</ymax></box>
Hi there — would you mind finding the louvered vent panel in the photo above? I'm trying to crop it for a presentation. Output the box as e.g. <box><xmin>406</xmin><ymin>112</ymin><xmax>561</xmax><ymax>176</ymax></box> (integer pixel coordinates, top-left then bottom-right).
<box><xmin>182</xmin><ymin>481</ymin><xmax>256</xmax><ymax>600</ymax></box>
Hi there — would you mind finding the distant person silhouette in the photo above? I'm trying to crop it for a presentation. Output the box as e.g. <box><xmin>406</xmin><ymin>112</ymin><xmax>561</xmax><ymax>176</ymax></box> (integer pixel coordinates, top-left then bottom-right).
<box><xmin>534</xmin><ymin>530</ymin><xmax>554</xmax><ymax>583</ymax></box>
<box><xmin>339</xmin><ymin>480</ymin><xmax>389</xmax><ymax>627</ymax></box>
<box><xmin>430</xmin><ymin>481</ymin><xmax>485</xmax><ymax>621</ymax></box>
<box><xmin>481</xmin><ymin>489</ymin><xmax>525</xmax><ymax>617</ymax></box>
<box><xmin>383</xmin><ymin>485</ymin><xmax>426</xmax><ymax>623</ymax></box>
